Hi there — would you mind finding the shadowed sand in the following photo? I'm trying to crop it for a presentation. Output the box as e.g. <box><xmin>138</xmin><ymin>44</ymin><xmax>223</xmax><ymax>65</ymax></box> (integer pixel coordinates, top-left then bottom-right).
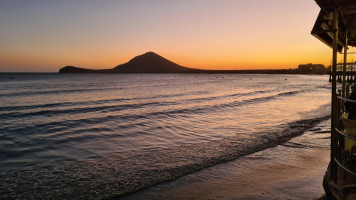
<box><xmin>121</xmin><ymin>121</ymin><xmax>330</xmax><ymax>200</ymax></box>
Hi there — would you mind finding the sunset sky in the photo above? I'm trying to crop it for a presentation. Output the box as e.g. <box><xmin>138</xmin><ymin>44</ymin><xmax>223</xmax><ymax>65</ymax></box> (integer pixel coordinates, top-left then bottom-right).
<box><xmin>0</xmin><ymin>0</ymin><xmax>353</xmax><ymax>72</ymax></box>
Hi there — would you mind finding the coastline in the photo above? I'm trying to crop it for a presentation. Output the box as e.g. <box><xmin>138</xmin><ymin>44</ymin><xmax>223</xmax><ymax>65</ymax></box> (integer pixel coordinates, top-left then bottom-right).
<box><xmin>121</xmin><ymin>119</ymin><xmax>331</xmax><ymax>200</ymax></box>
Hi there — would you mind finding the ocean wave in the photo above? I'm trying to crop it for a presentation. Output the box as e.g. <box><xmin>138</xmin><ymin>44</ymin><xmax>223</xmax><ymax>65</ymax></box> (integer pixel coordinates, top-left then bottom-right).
<box><xmin>0</xmin><ymin>89</ymin><xmax>273</xmax><ymax>113</ymax></box>
<box><xmin>0</xmin><ymin>74</ymin><xmax>331</xmax><ymax>199</ymax></box>
<box><xmin>0</xmin><ymin>109</ymin><xmax>330</xmax><ymax>199</ymax></box>
<box><xmin>0</xmin><ymin>88</ymin><xmax>110</xmax><ymax>97</ymax></box>
<box><xmin>0</xmin><ymin>90</ymin><xmax>304</xmax><ymax>122</ymax></box>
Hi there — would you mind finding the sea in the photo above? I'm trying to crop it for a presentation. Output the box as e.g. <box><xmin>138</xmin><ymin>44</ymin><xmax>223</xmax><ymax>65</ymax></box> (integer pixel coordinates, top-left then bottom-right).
<box><xmin>0</xmin><ymin>73</ymin><xmax>331</xmax><ymax>199</ymax></box>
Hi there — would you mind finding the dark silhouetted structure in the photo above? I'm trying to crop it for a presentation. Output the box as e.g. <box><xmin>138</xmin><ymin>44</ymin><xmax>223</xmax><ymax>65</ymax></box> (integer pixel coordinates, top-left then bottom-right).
<box><xmin>311</xmin><ymin>0</ymin><xmax>356</xmax><ymax>199</ymax></box>
<box><xmin>298</xmin><ymin>63</ymin><xmax>326</xmax><ymax>74</ymax></box>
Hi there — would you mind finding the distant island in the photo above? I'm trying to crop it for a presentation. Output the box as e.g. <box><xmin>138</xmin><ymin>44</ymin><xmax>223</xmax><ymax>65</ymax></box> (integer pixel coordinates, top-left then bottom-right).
<box><xmin>59</xmin><ymin>52</ymin><xmax>327</xmax><ymax>74</ymax></box>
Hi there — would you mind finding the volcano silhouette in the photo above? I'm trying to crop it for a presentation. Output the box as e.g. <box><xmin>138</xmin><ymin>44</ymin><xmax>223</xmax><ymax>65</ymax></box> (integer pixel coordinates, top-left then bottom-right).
<box><xmin>59</xmin><ymin>52</ymin><xmax>193</xmax><ymax>73</ymax></box>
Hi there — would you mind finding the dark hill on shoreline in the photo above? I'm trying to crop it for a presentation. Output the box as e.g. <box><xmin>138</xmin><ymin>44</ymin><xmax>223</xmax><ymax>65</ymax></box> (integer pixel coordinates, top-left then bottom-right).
<box><xmin>112</xmin><ymin>52</ymin><xmax>193</xmax><ymax>73</ymax></box>
<box><xmin>59</xmin><ymin>51</ymin><xmax>327</xmax><ymax>74</ymax></box>
<box><xmin>59</xmin><ymin>52</ymin><xmax>194</xmax><ymax>73</ymax></box>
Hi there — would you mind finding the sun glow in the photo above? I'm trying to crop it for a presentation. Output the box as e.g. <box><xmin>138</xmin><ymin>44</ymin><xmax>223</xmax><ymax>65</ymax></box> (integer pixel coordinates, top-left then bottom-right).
<box><xmin>0</xmin><ymin>0</ymin><xmax>335</xmax><ymax>72</ymax></box>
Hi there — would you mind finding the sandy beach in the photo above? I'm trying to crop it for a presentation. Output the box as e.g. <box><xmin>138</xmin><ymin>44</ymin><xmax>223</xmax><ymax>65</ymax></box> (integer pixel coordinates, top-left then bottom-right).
<box><xmin>122</xmin><ymin>120</ymin><xmax>331</xmax><ymax>200</ymax></box>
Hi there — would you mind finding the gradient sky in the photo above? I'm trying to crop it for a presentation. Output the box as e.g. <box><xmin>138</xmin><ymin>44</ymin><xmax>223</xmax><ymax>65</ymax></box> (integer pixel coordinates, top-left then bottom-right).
<box><xmin>0</xmin><ymin>0</ymin><xmax>353</xmax><ymax>72</ymax></box>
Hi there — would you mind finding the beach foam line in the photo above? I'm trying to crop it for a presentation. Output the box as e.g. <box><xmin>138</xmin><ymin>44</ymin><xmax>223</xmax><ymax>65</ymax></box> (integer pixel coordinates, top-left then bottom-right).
<box><xmin>121</xmin><ymin>127</ymin><xmax>330</xmax><ymax>200</ymax></box>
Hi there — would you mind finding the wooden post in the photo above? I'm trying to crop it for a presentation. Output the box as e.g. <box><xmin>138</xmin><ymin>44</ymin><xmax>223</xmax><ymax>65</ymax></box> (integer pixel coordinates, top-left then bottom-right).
<box><xmin>343</xmin><ymin>31</ymin><xmax>348</xmax><ymax>98</ymax></box>
<box><xmin>331</xmin><ymin>8</ymin><xmax>339</xmax><ymax>182</ymax></box>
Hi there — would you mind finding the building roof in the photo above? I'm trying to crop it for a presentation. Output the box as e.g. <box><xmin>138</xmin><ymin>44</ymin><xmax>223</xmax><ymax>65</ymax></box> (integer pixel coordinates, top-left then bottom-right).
<box><xmin>312</xmin><ymin>0</ymin><xmax>356</xmax><ymax>52</ymax></box>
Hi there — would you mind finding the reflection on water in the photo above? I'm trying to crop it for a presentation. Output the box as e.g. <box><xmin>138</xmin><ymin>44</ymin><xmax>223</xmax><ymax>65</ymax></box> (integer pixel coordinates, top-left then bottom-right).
<box><xmin>0</xmin><ymin>73</ymin><xmax>331</xmax><ymax>198</ymax></box>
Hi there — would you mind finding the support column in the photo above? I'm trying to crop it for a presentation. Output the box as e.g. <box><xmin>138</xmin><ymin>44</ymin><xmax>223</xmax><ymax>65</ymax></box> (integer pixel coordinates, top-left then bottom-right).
<box><xmin>343</xmin><ymin>31</ymin><xmax>348</xmax><ymax>98</ymax></box>
<box><xmin>330</xmin><ymin>8</ymin><xmax>339</xmax><ymax>182</ymax></box>
<box><xmin>331</xmin><ymin>8</ymin><xmax>339</xmax><ymax>182</ymax></box>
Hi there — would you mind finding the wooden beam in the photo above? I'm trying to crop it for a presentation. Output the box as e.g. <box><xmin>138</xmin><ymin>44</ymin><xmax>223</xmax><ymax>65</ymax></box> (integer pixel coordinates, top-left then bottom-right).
<box><xmin>331</xmin><ymin>6</ymin><xmax>339</xmax><ymax>182</ymax></box>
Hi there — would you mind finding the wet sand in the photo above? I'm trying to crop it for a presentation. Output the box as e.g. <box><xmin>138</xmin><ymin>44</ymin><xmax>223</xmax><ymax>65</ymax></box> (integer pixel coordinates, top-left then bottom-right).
<box><xmin>122</xmin><ymin>121</ymin><xmax>330</xmax><ymax>200</ymax></box>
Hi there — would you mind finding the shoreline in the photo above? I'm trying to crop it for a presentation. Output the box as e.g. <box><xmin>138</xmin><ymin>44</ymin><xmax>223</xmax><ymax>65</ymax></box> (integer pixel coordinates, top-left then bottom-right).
<box><xmin>121</xmin><ymin>120</ymin><xmax>331</xmax><ymax>200</ymax></box>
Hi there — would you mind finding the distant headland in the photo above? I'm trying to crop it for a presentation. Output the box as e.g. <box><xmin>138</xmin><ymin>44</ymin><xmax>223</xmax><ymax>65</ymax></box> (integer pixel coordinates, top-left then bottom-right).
<box><xmin>59</xmin><ymin>52</ymin><xmax>327</xmax><ymax>74</ymax></box>
<box><xmin>59</xmin><ymin>52</ymin><xmax>193</xmax><ymax>73</ymax></box>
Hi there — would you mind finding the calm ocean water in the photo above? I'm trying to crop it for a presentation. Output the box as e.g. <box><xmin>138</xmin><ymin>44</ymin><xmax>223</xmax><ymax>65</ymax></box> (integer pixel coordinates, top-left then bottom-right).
<box><xmin>0</xmin><ymin>73</ymin><xmax>331</xmax><ymax>199</ymax></box>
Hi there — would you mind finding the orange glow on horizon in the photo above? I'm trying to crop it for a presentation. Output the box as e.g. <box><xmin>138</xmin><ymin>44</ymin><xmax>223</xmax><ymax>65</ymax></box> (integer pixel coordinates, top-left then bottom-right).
<box><xmin>2</xmin><ymin>0</ymin><xmax>356</xmax><ymax>72</ymax></box>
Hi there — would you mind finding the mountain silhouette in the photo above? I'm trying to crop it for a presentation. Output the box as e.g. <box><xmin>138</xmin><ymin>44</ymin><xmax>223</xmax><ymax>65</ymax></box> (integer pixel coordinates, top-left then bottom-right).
<box><xmin>59</xmin><ymin>52</ymin><xmax>193</xmax><ymax>73</ymax></box>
